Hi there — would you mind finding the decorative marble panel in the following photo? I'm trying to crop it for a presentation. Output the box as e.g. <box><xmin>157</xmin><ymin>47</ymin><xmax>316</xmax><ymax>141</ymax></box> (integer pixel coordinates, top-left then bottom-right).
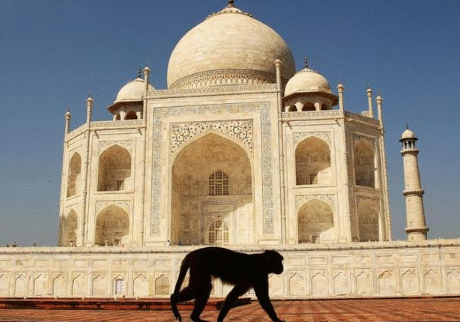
<box><xmin>311</xmin><ymin>271</ymin><xmax>328</xmax><ymax>296</ymax></box>
<box><xmin>72</xmin><ymin>274</ymin><xmax>87</xmax><ymax>297</ymax></box>
<box><xmin>170</xmin><ymin>119</ymin><xmax>253</xmax><ymax>156</ymax></box>
<box><xmin>152</xmin><ymin>84</ymin><xmax>277</xmax><ymax>97</ymax></box>
<box><xmin>14</xmin><ymin>274</ymin><xmax>27</xmax><ymax>297</ymax></box>
<box><xmin>92</xmin><ymin>273</ymin><xmax>107</xmax><ymax>297</ymax></box>
<box><xmin>95</xmin><ymin>200</ymin><xmax>131</xmax><ymax>214</ymax></box>
<box><xmin>352</xmin><ymin>133</ymin><xmax>376</xmax><ymax>147</ymax></box>
<box><xmin>0</xmin><ymin>274</ymin><xmax>9</xmax><ymax>296</ymax></box>
<box><xmin>289</xmin><ymin>273</ymin><xmax>305</xmax><ymax>297</ymax></box>
<box><xmin>447</xmin><ymin>268</ymin><xmax>460</xmax><ymax>294</ymax></box>
<box><xmin>356</xmin><ymin>195</ymin><xmax>380</xmax><ymax>205</ymax></box>
<box><xmin>293</xmin><ymin>131</ymin><xmax>332</xmax><ymax>146</ymax></box>
<box><xmin>282</xmin><ymin>110</ymin><xmax>341</xmax><ymax>119</ymax></box>
<box><xmin>133</xmin><ymin>273</ymin><xmax>149</xmax><ymax>297</ymax></box>
<box><xmin>401</xmin><ymin>269</ymin><xmax>419</xmax><ymax>294</ymax></box>
<box><xmin>33</xmin><ymin>273</ymin><xmax>48</xmax><ymax>296</ymax></box>
<box><xmin>378</xmin><ymin>270</ymin><xmax>396</xmax><ymax>295</ymax></box>
<box><xmin>53</xmin><ymin>274</ymin><xmax>66</xmax><ymax>297</ymax></box>
<box><xmin>424</xmin><ymin>269</ymin><xmax>442</xmax><ymax>293</ymax></box>
<box><xmin>333</xmin><ymin>271</ymin><xmax>350</xmax><ymax>295</ymax></box>
<box><xmin>295</xmin><ymin>194</ymin><xmax>335</xmax><ymax>211</ymax></box>
<box><xmin>356</xmin><ymin>270</ymin><xmax>373</xmax><ymax>295</ymax></box>
<box><xmin>98</xmin><ymin>140</ymin><xmax>133</xmax><ymax>154</ymax></box>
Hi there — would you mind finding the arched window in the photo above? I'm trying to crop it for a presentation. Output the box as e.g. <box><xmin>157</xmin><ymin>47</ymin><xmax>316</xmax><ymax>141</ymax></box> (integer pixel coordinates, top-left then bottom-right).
<box><xmin>207</xmin><ymin>218</ymin><xmax>229</xmax><ymax>245</ymax></box>
<box><xmin>208</xmin><ymin>170</ymin><xmax>229</xmax><ymax>196</ymax></box>
<box><xmin>354</xmin><ymin>140</ymin><xmax>375</xmax><ymax>187</ymax></box>
<box><xmin>115</xmin><ymin>114</ymin><xmax>121</xmax><ymax>120</ymax></box>
<box><xmin>125</xmin><ymin>110</ymin><xmax>138</xmax><ymax>120</ymax></box>
<box><xmin>298</xmin><ymin>199</ymin><xmax>334</xmax><ymax>244</ymax></box>
<box><xmin>98</xmin><ymin>145</ymin><xmax>131</xmax><ymax>191</ymax></box>
<box><xmin>288</xmin><ymin>105</ymin><xmax>297</xmax><ymax>112</ymax></box>
<box><xmin>302</xmin><ymin>102</ymin><xmax>315</xmax><ymax>111</ymax></box>
<box><xmin>295</xmin><ymin>137</ymin><xmax>331</xmax><ymax>185</ymax></box>
<box><xmin>67</xmin><ymin>153</ymin><xmax>81</xmax><ymax>197</ymax></box>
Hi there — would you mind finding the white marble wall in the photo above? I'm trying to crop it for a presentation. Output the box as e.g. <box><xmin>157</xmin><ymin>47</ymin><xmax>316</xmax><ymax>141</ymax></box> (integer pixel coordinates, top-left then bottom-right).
<box><xmin>0</xmin><ymin>240</ymin><xmax>459</xmax><ymax>299</ymax></box>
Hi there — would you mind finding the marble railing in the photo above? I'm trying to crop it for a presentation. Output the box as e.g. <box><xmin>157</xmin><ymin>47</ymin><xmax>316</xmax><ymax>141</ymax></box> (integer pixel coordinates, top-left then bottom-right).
<box><xmin>0</xmin><ymin>239</ymin><xmax>459</xmax><ymax>299</ymax></box>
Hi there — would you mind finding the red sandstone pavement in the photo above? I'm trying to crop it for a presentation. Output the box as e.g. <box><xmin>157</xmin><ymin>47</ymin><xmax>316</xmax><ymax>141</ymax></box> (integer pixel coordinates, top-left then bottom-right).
<box><xmin>0</xmin><ymin>298</ymin><xmax>460</xmax><ymax>321</ymax></box>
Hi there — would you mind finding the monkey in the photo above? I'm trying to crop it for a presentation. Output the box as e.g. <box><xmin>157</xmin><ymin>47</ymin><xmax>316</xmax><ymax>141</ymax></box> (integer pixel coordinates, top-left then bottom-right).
<box><xmin>170</xmin><ymin>247</ymin><xmax>286</xmax><ymax>322</ymax></box>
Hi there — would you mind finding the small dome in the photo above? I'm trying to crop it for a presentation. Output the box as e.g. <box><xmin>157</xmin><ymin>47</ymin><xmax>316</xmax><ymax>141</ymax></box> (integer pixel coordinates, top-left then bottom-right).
<box><xmin>167</xmin><ymin>3</ymin><xmax>296</xmax><ymax>89</ymax></box>
<box><xmin>115</xmin><ymin>78</ymin><xmax>154</xmax><ymax>103</ymax></box>
<box><xmin>401</xmin><ymin>128</ymin><xmax>416</xmax><ymax>140</ymax></box>
<box><xmin>284</xmin><ymin>68</ymin><xmax>332</xmax><ymax>97</ymax></box>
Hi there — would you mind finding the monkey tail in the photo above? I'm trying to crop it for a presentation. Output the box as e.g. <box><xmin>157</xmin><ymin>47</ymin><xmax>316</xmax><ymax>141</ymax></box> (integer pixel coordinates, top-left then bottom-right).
<box><xmin>170</xmin><ymin>253</ymin><xmax>191</xmax><ymax>321</ymax></box>
<box><xmin>173</xmin><ymin>253</ymin><xmax>191</xmax><ymax>295</ymax></box>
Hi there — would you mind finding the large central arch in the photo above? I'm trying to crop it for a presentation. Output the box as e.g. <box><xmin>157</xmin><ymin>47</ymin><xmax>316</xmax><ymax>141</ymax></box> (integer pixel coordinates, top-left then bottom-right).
<box><xmin>171</xmin><ymin>133</ymin><xmax>253</xmax><ymax>246</ymax></box>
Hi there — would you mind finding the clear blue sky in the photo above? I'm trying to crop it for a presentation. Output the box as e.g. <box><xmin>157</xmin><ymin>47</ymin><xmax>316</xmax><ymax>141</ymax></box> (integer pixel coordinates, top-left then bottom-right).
<box><xmin>0</xmin><ymin>0</ymin><xmax>459</xmax><ymax>246</ymax></box>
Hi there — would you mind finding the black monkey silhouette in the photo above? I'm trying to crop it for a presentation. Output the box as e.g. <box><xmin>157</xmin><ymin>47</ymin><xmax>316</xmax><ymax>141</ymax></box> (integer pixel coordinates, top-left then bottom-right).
<box><xmin>170</xmin><ymin>247</ymin><xmax>286</xmax><ymax>322</ymax></box>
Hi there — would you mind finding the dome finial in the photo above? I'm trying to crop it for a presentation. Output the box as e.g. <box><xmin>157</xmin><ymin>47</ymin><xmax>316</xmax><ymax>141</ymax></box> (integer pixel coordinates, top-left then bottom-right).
<box><xmin>304</xmin><ymin>56</ymin><xmax>309</xmax><ymax>69</ymax></box>
<box><xmin>137</xmin><ymin>67</ymin><xmax>142</xmax><ymax>79</ymax></box>
<box><xmin>228</xmin><ymin>0</ymin><xmax>234</xmax><ymax>6</ymax></box>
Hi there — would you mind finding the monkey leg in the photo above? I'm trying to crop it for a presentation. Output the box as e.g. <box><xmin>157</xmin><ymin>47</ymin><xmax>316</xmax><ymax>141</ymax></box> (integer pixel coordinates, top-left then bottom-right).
<box><xmin>190</xmin><ymin>283</ymin><xmax>212</xmax><ymax>322</ymax></box>
<box><xmin>217</xmin><ymin>284</ymin><xmax>250</xmax><ymax>322</ymax></box>
<box><xmin>171</xmin><ymin>286</ymin><xmax>198</xmax><ymax>322</ymax></box>
<box><xmin>254</xmin><ymin>283</ymin><xmax>285</xmax><ymax>322</ymax></box>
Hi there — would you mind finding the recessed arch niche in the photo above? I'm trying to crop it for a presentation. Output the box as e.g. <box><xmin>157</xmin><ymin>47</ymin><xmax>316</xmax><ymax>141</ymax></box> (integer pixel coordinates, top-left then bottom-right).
<box><xmin>357</xmin><ymin>199</ymin><xmax>379</xmax><ymax>242</ymax></box>
<box><xmin>98</xmin><ymin>145</ymin><xmax>131</xmax><ymax>191</ymax></box>
<box><xmin>62</xmin><ymin>210</ymin><xmax>78</xmax><ymax>246</ymax></box>
<box><xmin>295</xmin><ymin>137</ymin><xmax>331</xmax><ymax>185</ymax></box>
<box><xmin>298</xmin><ymin>199</ymin><xmax>334</xmax><ymax>243</ymax></box>
<box><xmin>95</xmin><ymin>205</ymin><xmax>129</xmax><ymax>246</ymax></box>
<box><xmin>354</xmin><ymin>140</ymin><xmax>375</xmax><ymax>188</ymax></box>
<box><xmin>171</xmin><ymin>133</ymin><xmax>252</xmax><ymax>246</ymax></box>
<box><xmin>67</xmin><ymin>153</ymin><xmax>81</xmax><ymax>197</ymax></box>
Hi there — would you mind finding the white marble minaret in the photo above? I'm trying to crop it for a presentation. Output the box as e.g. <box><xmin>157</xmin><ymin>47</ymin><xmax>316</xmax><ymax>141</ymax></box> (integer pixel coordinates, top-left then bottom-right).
<box><xmin>400</xmin><ymin>128</ymin><xmax>428</xmax><ymax>241</ymax></box>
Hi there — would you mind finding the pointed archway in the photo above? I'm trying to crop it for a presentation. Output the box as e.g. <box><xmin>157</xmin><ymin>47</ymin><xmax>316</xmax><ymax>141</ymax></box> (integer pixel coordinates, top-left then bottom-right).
<box><xmin>298</xmin><ymin>199</ymin><xmax>334</xmax><ymax>243</ymax></box>
<box><xmin>95</xmin><ymin>205</ymin><xmax>129</xmax><ymax>246</ymax></box>
<box><xmin>171</xmin><ymin>133</ymin><xmax>252</xmax><ymax>245</ymax></box>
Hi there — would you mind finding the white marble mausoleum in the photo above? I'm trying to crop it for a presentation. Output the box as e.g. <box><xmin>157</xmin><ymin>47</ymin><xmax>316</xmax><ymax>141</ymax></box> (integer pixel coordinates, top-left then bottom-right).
<box><xmin>0</xmin><ymin>1</ymin><xmax>458</xmax><ymax>300</ymax></box>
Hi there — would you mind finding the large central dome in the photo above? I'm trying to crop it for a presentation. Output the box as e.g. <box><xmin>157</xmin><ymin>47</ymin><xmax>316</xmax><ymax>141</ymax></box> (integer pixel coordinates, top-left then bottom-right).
<box><xmin>167</xmin><ymin>3</ymin><xmax>296</xmax><ymax>89</ymax></box>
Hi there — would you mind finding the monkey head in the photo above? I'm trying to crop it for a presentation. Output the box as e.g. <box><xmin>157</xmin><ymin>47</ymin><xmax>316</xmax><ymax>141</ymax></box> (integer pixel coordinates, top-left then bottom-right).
<box><xmin>263</xmin><ymin>250</ymin><xmax>284</xmax><ymax>275</ymax></box>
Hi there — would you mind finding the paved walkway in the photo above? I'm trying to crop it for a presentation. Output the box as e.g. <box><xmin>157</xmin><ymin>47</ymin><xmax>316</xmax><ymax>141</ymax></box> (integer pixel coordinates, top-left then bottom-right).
<box><xmin>0</xmin><ymin>297</ymin><xmax>459</xmax><ymax>321</ymax></box>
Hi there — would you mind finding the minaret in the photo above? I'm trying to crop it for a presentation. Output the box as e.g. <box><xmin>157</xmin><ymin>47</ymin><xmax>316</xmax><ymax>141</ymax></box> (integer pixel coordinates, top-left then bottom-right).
<box><xmin>337</xmin><ymin>82</ymin><xmax>344</xmax><ymax>111</ymax></box>
<box><xmin>366</xmin><ymin>88</ymin><xmax>374</xmax><ymax>118</ymax></box>
<box><xmin>400</xmin><ymin>128</ymin><xmax>428</xmax><ymax>241</ymax></box>
<box><xmin>64</xmin><ymin>110</ymin><xmax>72</xmax><ymax>135</ymax></box>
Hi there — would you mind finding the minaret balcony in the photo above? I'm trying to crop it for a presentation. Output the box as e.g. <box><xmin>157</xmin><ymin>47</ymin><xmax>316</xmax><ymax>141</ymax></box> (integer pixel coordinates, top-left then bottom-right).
<box><xmin>403</xmin><ymin>189</ymin><xmax>425</xmax><ymax>196</ymax></box>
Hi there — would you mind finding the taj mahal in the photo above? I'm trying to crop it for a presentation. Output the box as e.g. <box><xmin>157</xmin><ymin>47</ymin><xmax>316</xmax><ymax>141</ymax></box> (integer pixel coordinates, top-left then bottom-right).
<box><xmin>0</xmin><ymin>1</ymin><xmax>459</xmax><ymax>299</ymax></box>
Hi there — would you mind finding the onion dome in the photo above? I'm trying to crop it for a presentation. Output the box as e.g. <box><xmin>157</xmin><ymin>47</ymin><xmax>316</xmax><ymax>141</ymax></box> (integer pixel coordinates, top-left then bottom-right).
<box><xmin>284</xmin><ymin>63</ymin><xmax>333</xmax><ymax>97</ymax></box>
<box><xmin>401</xmin><ymin>128</ymin><xmax>416</xmax><ymax>140</ymax></box>
<box><xmin>167</xmin><ymin>2</ymin><xmax>296</xmax><ymax>89</ymax></box>
<box><xmin>114</xmin><ymin>77</ymin><xmax>154</xmax><ymax>103</ymax></box>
